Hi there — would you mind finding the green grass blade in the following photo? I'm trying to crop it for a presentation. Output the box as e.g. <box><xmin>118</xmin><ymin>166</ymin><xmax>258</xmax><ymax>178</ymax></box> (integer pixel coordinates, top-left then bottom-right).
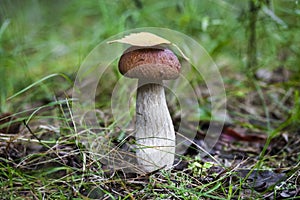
<box><xmin>7</xmin><ymin>73</ymin><xmax>71</xmax><ymax>100</ymax></box>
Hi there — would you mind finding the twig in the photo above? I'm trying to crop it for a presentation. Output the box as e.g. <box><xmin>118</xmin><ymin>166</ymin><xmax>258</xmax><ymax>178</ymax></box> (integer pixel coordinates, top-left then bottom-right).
<box><xmin>23</xmin><ymin>120</ymin><xmax>50</xmax><ymax>149</ymax></box>
<box><xmin>23</xmin><ymin>120</ymin><xmax>41</xmax><ymax>142</ymax></box>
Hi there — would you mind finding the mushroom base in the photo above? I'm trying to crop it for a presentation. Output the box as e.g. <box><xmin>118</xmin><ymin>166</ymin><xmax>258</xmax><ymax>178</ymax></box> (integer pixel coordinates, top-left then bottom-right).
<box><xmin>135</xmin><ymin>81</ymin><xmax>175</xmax><ymax>173</ymax></box>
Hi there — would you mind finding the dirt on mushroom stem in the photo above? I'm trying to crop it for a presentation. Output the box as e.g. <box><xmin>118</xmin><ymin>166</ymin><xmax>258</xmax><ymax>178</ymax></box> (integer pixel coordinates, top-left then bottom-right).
<box><xmin>135</xmin><ymin>79</ymin><xmax>176</xmax><ymax>172</ymax></box>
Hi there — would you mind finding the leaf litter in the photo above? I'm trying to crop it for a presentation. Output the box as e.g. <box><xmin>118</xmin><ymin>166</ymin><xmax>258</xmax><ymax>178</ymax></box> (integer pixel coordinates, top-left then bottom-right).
<box><xmin>0</xmin><ymin>54</ymin><xmax>300</xmax><ymax>199</ymax></box>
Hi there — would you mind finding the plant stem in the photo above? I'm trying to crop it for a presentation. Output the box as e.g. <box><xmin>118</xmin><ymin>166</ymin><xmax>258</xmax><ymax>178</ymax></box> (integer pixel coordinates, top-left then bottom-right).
<box><xmin>247</xmin><ymin>0</ymin><xmax>260</xmax><ymax>69</ymax></box>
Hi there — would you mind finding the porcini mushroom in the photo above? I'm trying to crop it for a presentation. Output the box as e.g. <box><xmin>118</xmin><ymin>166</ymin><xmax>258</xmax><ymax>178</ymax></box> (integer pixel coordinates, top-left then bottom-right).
<box><xmin>118</xmin><ymin>46</ymin><xmax>181</xmax><ymax>172</ymax></box>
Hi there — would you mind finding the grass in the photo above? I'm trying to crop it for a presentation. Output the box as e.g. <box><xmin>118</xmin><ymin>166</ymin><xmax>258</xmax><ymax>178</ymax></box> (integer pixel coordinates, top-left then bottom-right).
<box><xmin>1</xmin><ymin>0</ymin><xmax>300</xmax><ymax>199</ymax></box>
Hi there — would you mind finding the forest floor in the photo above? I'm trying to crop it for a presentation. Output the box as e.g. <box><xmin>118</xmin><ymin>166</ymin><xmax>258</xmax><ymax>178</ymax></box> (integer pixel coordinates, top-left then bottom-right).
<box><xmin>0</xmin><ymin>67</ymin><xmax>299</xmax><ymax>200</ymax></box>
<box><xmin>1</xmin><ymin>1</ymin><xmax>299</xmax><ymax>199</ymax></box>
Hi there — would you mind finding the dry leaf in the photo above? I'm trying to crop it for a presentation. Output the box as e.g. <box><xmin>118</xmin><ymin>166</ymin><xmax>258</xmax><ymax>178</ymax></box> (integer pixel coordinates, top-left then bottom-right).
<box><xmin>0</xmin><ymin>113</ymin><xmax>21</xmax><ymax>134</ymax></box>
<box><xmin>108</xmin><ymin>32</ymin><xmax>189</xmax><ymax>61</ymax></box>
<box><xmin>107</xmin><ymin>32</ymin><xmax>171</xmax><ymax>47</ymax></box>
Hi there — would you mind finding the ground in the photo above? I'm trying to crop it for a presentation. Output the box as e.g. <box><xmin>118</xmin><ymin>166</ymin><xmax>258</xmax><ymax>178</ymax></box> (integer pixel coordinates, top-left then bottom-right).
<box><xmin>0</xmin><ymin>1</ymin><xmax>299</xmax><ymax>199</ymax></box>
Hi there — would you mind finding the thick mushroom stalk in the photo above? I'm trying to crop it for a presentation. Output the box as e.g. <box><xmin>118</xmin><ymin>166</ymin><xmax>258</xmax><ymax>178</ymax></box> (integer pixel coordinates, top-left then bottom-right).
<box><xmin>135</xmin><ymin>81</ymin><xmax>175</xmax><ymax>172</ymax></box>
<box><xmin>118</xmin><ymin>46</ymin><xmax>181</xmax><ymax>172</ymax></box>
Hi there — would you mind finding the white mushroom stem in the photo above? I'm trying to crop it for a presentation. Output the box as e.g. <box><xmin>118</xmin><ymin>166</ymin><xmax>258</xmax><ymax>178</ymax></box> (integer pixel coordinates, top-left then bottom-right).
<box><xmin>135</xmin><ymin>80</ymin><xmax>175</xmax><ymax>172</ymax></box>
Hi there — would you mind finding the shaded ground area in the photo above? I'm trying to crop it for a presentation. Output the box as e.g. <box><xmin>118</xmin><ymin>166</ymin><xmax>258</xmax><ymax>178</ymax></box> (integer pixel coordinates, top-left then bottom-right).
<box><xmin>0</xmin><ymin>68</ymin><xmax>299</xmax><ymax>199</ymax></box>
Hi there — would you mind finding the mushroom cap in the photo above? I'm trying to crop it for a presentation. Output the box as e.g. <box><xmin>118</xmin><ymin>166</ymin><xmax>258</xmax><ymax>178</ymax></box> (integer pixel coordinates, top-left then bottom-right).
<box><xmin>118</xmin><ymin>46</ymin><xmax>181</xmax><ymax>80</ymax></box>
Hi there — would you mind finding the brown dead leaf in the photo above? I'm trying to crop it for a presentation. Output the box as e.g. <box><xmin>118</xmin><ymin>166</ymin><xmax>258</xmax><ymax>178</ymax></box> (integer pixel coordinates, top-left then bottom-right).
<box><xmin>222</xmin><ymin>127</ymin><xmax>267</xmax><ymax>143</ymax></box>
<box><xmin>0</xmin><ymin>113</ymin><xmax>21</xmax><ymax>134</ymax></box>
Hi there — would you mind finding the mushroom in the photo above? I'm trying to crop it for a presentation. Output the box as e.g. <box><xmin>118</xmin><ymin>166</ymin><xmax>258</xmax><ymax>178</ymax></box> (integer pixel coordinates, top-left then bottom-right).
<box><xmin>118</xmin><ymin>46</ymin><xmax>181</xmax><ymax>172</ymax></box>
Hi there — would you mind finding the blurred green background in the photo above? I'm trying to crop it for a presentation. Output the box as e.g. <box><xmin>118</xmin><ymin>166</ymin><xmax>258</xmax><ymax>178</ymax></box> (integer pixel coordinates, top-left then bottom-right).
<box><xmin>0</xmin><ymin>0</ymin><xmax>299</xmax><ymax>112</ymax></box>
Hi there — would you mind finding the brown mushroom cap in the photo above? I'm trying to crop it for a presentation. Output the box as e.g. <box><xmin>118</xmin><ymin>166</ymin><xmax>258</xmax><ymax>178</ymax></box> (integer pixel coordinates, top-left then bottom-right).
<box><xmin>118</xmin><ymin>47</ymin><xmax>181</xmax><ymax>80</ymax></box>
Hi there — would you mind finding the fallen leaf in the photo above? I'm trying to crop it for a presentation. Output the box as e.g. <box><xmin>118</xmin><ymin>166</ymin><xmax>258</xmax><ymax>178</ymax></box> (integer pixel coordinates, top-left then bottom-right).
<box><xmin>108</xmin><ymin>32</ymin><xmax>171</xmax><ymax>47</ymax></box>
<box><xmin>0</xmin><ymin>113</ymin><xmax>21</xmax><ymax>134</ymax></box>
<box><xmin>222</xmin><ymin>127</ymin><xmax>267</xmax><ymax>143</ymax></box>
<box><xmin>236</xmin><ymin>169</ymin><xmax>286</xmax><ymax>192</ymax></box>
<box><xmin>108</xmin><ymin>32</ymin><xmax>189</xmax><ymax>61</ymax></box>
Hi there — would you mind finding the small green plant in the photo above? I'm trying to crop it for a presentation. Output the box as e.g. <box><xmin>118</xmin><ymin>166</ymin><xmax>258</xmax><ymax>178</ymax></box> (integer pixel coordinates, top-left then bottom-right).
<box><xmin>188</xmin><ymin>157</ymin><xmax>215</xmax><ymax>177</ymax></box>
